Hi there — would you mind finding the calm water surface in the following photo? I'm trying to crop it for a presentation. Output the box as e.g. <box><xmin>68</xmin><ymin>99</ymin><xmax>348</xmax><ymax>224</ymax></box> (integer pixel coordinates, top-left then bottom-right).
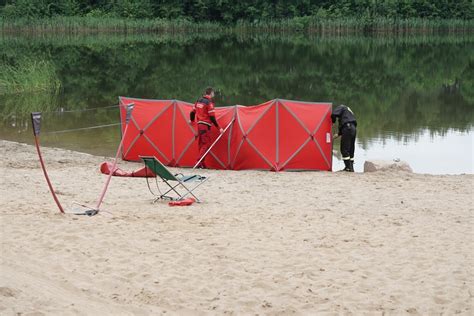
<box><xmin>1</xmin><ymin>34</ymin><xmax>473</xmax><ymax>174</ymax></box>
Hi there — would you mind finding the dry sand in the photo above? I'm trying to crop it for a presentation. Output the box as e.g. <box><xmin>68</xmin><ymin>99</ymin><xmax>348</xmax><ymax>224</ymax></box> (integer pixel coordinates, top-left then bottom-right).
<box><xmin>0</xmin><ymin>139</ymin><xmax>473</xmax><ymax>315</ymax></box>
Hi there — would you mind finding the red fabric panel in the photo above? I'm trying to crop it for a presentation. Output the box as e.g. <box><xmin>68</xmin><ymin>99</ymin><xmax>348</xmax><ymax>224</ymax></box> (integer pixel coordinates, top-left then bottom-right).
<box><xmin>142</xmin><ymin>102</ymin><xmax>174</xmax><ymax>163</ymax></box>
<box><xmin>231</xmin><ymin>101</ymin><xmax>275</xmax><ymax>170</ymax></box>
<box><xmin>204</xmin><ymin>107</ymin><xmax>235</xmax><ymax>169</ymax></box>
<box><xmin>284</xmin><ymin>141</ymin><xmax>327</xmax><ymax>170</ymax></box>
<box><xmin>311</xmin><ymin>107</ymin><xmax>333</xmax><ymax>170</ymax></box>
<box><xmin>119</xmin><ymin>98</ymin><xmax>174</xmax><ymax>162</ymax></box>
<box><xmin>279</xmin><ymin>100</ymin><xmax>330</xmax><ymax>132</ymax></box>
<box><xmin>277</xmin><ymin>100</ymin><xmax>333</xmax><ymax>171</ymax></box>
<box><xmin>231</xmin><ymin>140</ymin><xmax>273</xmax><ymax>170</ymax></box>
<box><xmin>245</xmin><ymin>102</ymin><xmax>277</xmax><ymax>169</ymax></box>
<box><xmin>173</xmin><ymin>101</ymin><xmax>198</xmax><ymax>167</ymax></box>
<box><xmin>277</xmin><ymin>101</ymin><xmax>311</xmax><ymax>170</ymax></box>
<box><xmin>120</xmin><ymin>101</ymin><xmax>168</xmax><ymax>161</ymax></box>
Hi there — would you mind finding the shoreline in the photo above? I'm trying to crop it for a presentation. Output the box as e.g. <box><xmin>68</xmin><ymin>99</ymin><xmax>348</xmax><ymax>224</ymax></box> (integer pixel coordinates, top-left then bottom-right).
<box><xmin>1</xmin><ymin>139</ymin><xmax>473</xmax><ymax>314</ymax></box>
<box><xmin>3</xmin><ymin>138</ymin><xmax>472</xmax><ymax>176</ymax></box>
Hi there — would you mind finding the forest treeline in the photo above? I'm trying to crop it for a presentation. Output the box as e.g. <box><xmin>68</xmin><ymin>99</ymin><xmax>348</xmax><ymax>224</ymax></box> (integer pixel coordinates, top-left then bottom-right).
<box><xmin>1</xmin><ymin>0</ymin><xmax>473</xmax><ymax>22</ymax></box>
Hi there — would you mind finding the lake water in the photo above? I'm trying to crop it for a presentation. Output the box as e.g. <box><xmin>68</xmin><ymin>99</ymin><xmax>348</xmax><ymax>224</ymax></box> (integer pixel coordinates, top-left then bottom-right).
<box><xmin>1</xmin><ymin>33</ymin><xmax>473</xmax><ymax>174</ymax></box>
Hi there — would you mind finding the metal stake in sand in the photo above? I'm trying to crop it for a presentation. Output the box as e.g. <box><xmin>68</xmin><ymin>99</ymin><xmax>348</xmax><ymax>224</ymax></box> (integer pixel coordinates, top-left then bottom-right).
<box><xmin>193</xmin><ymin>118</ymin><xmax>235</xmax><ymax>169</ymax></box>
<box><xmin>94</xmin><ymin>103</ymin><xmax>135</xmax><ymax>212</ymax></box>
<box><xmin>31</xmin><ymin>112</ymin><xmax>65</xmax><ymax>214</ymax></box>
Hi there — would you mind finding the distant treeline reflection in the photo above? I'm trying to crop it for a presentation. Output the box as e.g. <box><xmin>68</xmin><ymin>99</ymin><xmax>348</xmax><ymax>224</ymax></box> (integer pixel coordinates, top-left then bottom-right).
<box><xmin>0</xmin><ymin>33</ymin><xmax>472</xmax><ymax>143</ymax></box>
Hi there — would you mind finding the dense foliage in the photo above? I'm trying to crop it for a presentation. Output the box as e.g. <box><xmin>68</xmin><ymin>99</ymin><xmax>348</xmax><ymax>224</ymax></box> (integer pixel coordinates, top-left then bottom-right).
<box><xmin>1</xmin><ymin>0</ymin><xmax>473</xmax><ymax>21</ymax></box>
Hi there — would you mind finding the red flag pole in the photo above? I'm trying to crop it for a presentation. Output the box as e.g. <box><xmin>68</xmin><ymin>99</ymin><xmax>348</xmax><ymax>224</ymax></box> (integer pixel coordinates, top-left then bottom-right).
<box><xmin>31</xmin><ymin>113</ymin><xmax>65</xmax><ymax>214</ymax></box>
<box><xmin>94</xmin><ymin>104</ymin><xmax>134</xmax><ymax>211</ymax></box>
<box><xmin>94</xmin><ymin>124</ymin><xmax>129</xmax><ymax>210</ymax></box>
<box><xmin>193</xmin><ymin>118</ymin><xmax>235</xmax><ymax>169</ymax></box>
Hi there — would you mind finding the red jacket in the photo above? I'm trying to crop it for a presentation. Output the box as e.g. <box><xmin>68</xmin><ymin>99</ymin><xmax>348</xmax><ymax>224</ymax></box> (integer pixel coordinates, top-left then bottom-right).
<box><xmin>191</xmin><ymin>95</ymin><xmax>218</xmax><ymax>127</ymax></box>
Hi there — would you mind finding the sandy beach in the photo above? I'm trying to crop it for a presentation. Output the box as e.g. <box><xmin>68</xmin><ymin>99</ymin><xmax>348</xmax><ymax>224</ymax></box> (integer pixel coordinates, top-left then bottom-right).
<box><xmin>0</xmin><ymin>139</ymin><xmax>472</xmax><ymax>315</ymax></box>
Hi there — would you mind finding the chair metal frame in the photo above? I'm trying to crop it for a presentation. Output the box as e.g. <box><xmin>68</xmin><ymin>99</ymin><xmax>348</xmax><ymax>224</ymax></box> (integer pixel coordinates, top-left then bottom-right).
<box><xmin>140</xmin><ymin>156</ymin><xmax>208</xmax><ymax>203</ymax></box>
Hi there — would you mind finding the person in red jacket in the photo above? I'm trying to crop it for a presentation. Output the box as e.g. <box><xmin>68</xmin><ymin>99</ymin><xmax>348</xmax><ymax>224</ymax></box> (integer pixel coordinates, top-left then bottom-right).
<box><xmin>189</xmin><ymin>87</ymin><xmax>223</xmax><ymax>168</ymax></box>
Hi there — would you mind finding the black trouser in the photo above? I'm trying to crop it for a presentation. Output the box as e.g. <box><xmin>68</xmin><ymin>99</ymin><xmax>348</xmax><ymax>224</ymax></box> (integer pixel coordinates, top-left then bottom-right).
<box><xmin>341</xmin><ymin>123</ymin><xmax>356</xmax><ymax>163</ymax></box>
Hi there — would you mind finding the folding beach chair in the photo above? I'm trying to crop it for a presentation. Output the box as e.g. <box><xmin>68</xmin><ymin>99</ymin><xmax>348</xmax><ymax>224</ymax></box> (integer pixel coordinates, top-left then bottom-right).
<box><xmin>140</xmin><ymin>156</ymin><xmax>208</xmax><ymax>203</ymax></box>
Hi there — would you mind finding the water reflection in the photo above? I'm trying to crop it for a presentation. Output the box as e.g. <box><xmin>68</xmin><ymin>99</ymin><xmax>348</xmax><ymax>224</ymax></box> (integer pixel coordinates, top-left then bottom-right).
<box><xmin>1</xmin><ymin>34</ymin><xmax>473</xmax><ymax>173</ymax></box>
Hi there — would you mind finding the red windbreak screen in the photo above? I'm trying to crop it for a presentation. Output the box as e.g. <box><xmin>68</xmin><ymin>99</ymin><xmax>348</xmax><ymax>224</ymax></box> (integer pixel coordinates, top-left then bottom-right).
<box><xmin>119</xmin><ymin>97</ymin><xmax>332</xmax><ymax>171</ymax></box>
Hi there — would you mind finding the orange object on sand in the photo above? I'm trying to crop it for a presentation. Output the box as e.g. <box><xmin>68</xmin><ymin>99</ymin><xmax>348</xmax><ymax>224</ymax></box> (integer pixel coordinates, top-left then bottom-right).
<box><xmin>168</xmin><ymin>198</ymin><xmax>196</xmax><ymax>207</ymax></box>
<box><xmin>100</xmin><ymin>162</ymin><xmax>155</xmax><ymax>177</ymax></box>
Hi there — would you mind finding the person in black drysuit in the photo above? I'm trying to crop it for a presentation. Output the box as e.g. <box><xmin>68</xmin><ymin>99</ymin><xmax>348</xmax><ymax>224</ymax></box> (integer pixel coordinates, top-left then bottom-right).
<box><xmin>331</xmin><ymin>104</ymin><xmax>357</xmax><ymax>172</ymax></box>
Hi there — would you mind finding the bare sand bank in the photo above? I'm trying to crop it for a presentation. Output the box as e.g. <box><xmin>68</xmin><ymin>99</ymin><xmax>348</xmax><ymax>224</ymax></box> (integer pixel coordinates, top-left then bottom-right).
<box><xmin>1</xmin><ymin>140</ymin><xmax>472</xmax><ymax>315</ymax></box>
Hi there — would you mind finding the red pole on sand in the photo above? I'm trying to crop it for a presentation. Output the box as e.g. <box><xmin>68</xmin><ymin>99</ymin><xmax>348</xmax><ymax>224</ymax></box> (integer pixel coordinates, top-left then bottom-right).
<box><xmin>94</xmin><ymin>124</ymin><xmax>129</xmax><ymax>210</ymax></box>
<box><xmin>94</xmin><ymin>104</ymin><xmax>135</xmax><ymax>211</ymax></box>
<box><xmin>31</xmin><ymin>112</ymin><xmax>65</xmax><ymax>214</ymax></box>
<box><xmin>193</xmin><ymin>118</ymin><xmax>235</xmax><ymax>170</ymax></box>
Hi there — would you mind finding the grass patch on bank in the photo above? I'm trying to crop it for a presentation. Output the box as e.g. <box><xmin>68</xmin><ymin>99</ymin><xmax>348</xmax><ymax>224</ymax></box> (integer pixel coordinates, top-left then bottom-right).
<box><xmin>0</xmin><ymin>58</ymin><xmax>61</xmax><ymax>95</ymax></box>
<box><xmin>0</xmin><ymin>58</ymin><xmax>62</xmax><ymax>117</ymax></box>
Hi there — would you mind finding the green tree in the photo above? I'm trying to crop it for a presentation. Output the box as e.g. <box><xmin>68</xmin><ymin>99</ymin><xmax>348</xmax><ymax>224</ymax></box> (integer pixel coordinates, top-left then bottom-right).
<box><xmin>1</xmin><ymin>0</ymin><xmax>473</xmax><ymax>23</ymax></box>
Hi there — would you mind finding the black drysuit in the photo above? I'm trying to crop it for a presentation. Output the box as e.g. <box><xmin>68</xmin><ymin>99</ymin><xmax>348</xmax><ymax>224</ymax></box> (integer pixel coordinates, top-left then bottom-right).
<box><xmin>331</xmin><ymin>105</ymin><xmax>357</xmax><ymax>171</ymax></box>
